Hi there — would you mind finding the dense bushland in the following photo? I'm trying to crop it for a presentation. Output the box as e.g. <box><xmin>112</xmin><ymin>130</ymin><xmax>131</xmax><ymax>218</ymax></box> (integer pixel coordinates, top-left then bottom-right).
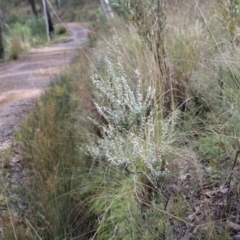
<box><xmin>3</xmin><ymin>0</ymin><xmax>240</xmax><ymax>239</ymax></box>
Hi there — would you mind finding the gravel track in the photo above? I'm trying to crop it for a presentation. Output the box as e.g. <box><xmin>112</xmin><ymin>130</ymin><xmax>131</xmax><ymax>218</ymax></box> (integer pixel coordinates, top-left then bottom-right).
<box><xmin>0</xmin><ymin>22</ymin><xmax>88</xmax><ymax>150</ymax></box>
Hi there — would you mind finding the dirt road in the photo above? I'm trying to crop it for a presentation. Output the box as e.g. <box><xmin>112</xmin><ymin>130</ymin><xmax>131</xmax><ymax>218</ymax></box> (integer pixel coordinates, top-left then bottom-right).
<box><xmin>0</xmin><ymin>23</ymin><xmax>88</xmax><ymax>150</ymax></box>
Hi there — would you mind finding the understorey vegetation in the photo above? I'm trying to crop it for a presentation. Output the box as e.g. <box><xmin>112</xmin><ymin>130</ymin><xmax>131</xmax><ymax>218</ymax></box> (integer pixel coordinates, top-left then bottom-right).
<box><xmin>0</xmin><ymin>0</ymin><xmax>100</xmax><ymax>60</ymax></box>
<box><xmin>3</xmin><ymin>0</ymin><xmax>240</xmax><ymax>239</ymax></box>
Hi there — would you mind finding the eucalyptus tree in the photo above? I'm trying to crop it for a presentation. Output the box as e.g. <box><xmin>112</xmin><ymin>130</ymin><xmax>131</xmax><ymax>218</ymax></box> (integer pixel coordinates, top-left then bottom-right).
<box><xmin>100</xmin><ymin>0</ymin><xmax>114</xmax><ymax>20</ymax></box>
<box><xmin>0</xmin><ymin>10</ymin><xmax>4</xmax><ymax>60</ymax></box>
<box><xmin>29</xmin><ymin>0</ymin><xmax>38</xmax><ymax>17</ymax></box>
<box><xmin>42</xmin><ymin>0</ymin><xmax>54</xmax><ymax>41</ymax></box>
<box><xmin>0</xmin><ymin>22</ymin><xmax>4</xmax><ymax>61</ymax></box>
<box><xmin>55</xmin><ymin>0</ymin><xmax>61</xmax><ymax>9</ymax></box>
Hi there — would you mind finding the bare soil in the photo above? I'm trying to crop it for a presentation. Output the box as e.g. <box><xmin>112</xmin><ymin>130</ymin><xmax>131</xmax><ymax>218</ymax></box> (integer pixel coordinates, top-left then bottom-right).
<box><xmin>0</xmin><ymin>22</ymin><xmax>88</xmax><ymax>150</ymax></box>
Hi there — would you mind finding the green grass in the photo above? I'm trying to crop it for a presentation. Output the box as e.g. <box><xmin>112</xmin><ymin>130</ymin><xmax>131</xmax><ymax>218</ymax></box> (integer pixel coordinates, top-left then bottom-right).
<box><xmin>2</xmin><ymin>0</ymin><xmax>101</xmax><ymax>61</ymax></box>
<box><xmin>16</xmin><ymin>74</ymin><xmax>88</xmax><ymax>239</ymax></box>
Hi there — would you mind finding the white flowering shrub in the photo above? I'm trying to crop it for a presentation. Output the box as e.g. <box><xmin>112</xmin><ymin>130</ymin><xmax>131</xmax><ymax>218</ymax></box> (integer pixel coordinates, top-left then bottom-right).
<box><xmin>91</xmin><ymin>39</ymin><xmax>155</xmax><ymax>134</ymax></box>
<box><xmin>90</xmin><ymin>111</ymin><xmax>178</xmax><ymax>177</ymax></box>
<box><xmin>89</xmin><ymin>36</ymin><xmax>178</xmax><ymax>177</ymax></box>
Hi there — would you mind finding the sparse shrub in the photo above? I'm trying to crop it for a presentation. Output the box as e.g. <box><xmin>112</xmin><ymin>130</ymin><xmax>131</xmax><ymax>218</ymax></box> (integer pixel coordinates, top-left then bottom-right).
<box><xmin>9</xmin><ymin>34</ymin><xmax>21</xmax><ymax>60</ymax></box>
<box><xmin>109</xmin><ymin>0</ymin><xmax>125</xmax><ymax>15</ymax></box>
<box><xmin>55</xmin><ymin>25</ymin><xmax>67</xmax><ymax>35</ymax></box>
<box><xmin>5</xmin><ymin>14</ymin><xmax>22</xmax><ymax>25</ymax></box>
<box><xmin>25</xmin><ymin>17</ymin><xmax>45</xmax><ymax>38</ymax></box>
<box><xmin>5</xmin><ymin>18</ymin><xmax>47</xmax><ymax>59</ymax></box>
<box><xmin>5</xmin><ymin>22</ymin><xmax>31</xmax><ymax>59</ymax></box>
<box><xmin>86</xmin><ymin>34</ymin><xmax>179</xmax><ymax>239</ymax></box>
<box><xmin>89</xmin><ymin>35</ymin><xmax>179</xmax><ymax>179</ymax></box>
<box><xmin>11</xmin><ymin>22</ymin><xmax>31</xmax><ymax>42</ymax></box>
<box><xmin>218</xmin><ymin>0</ymin><xmax>240</xmax><ymax>42</ymax></box>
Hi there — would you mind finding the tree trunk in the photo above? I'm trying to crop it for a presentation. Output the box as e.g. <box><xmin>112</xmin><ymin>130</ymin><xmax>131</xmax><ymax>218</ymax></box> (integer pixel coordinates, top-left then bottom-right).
<box><xmin>42</xmin><ymin>0</ymin><xmax>54</xmax><ymax>41</ymax></box>
<box><xmin>29</xmin><ymin>0</ymin><xmax>38</xmax><ymax>18</ymax></box>
<box><xmin>42</xmin><ymin>0</ymin><xmax>50</xmax><ymax>41</ymax></box>
<box><xmin>46</xmin><ymin>2</ymin><xmax>54</xmax><ymax>37</ymax></box>
<box><xmin>55</xmin><ymin>0</ymin><xmax>61</xmax><ymax>9</ymax></box>
<box><xmin>100</xmin><ymin>0</ymin><xmax>114</xmax><ymax>20</ymax></box>
<box><xmin>0</xmin><ymin>21</ymin><xmax>4</xmax><ymax>61</ymax></box>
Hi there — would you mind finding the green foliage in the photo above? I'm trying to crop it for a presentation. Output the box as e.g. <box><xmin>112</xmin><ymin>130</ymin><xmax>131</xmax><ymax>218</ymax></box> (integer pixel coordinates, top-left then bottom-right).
<box><xmin>194</xmin><ymin>135</ymin><xmax>225</xmax><ymax>158</ymax></box>
<box><xmin>55</xmin><ymin>25</ymin><xmax>67</xmax><ymax>35</ymax></box>
<box><xmin>4</xmin><ymin>17</ymin><xmax>48</xmax><ymax>59</ymax></box>
<box><xmin>5</xmin><ymin>14</ymin><xmax>23</xmax><ymax>25</ymax></box>
<box><xmin>25</xmin><ymin>17</ymin><xmax>45</xmax><ymax>38</ymax></box>
<box><xmin>109</xmin><ymin>0</ymin><xmax>125</xmax><ymax>15</ymax></box>
<box><xmin>0</xmin><ymin>0</ymin><xmax>18</xmax><ymax>11</ymax></box>
<box><xmin>82</xmin><ymin>165</ymin><xmax>171</xmax><ymax>240</ymax></box>
<box><xmin>5</xmin><ymin>22</ymin><xmax>31</xmax><ymax>59</ymax></box>
<box><xmin>11</xmin><ymin>22</ymin><xmax>31</xmax><ymax>42</ymax></box>
<box><xmin>16</xmin><ymin>74</ymin><xmax>85</xmax><ymax>239</ymax></box>
<box><xmin>218</xmin><ymin>0</ymin><xmax>240</xmax><ymax>40</ymax></box>
<box><xmin>4</xmin><ymin>23</ymin><xmax>26</xmax><ymax>59</ymax></box>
